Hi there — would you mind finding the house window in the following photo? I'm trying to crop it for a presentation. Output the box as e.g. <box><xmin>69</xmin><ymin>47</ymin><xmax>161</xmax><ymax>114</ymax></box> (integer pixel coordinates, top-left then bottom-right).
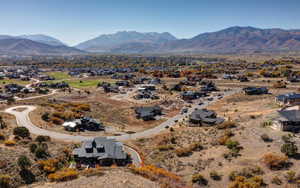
<box><xmin>86</xmin><ymin>148</ymin><xmax>93</xmax><ymax>153</ymax></box>
<box><xmin>97</xmin><ymin>146</ymin><xmax>105</xmax><ymax>153</ymax></box>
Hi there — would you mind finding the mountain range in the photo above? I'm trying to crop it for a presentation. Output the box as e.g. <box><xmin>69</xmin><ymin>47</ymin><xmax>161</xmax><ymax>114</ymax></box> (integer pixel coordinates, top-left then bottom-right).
<box><xmin>75</xmin><ymin>31</ymin><xmax>177</xmax><ymax>52</ymax></box>
<box><xmin>1</xmin><ymin>26</ymin><xmax>300</xmax><ymax>55</ymax></box>
<box><xmin>76</xmin><ymin>27</ymin><xmax>300</xmax><ymax>53</ymax></box>
<box><xmin>0</xmin><ymin>35</ymin><xmax>82</xmax><ymax>55</ymax></box>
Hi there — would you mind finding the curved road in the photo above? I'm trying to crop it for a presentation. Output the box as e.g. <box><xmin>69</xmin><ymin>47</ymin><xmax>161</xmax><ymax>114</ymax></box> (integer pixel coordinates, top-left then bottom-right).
<box><xmin>5</xmin><ymin>89</ymin><xmax>239</xmax><ymax>166</ymax></box>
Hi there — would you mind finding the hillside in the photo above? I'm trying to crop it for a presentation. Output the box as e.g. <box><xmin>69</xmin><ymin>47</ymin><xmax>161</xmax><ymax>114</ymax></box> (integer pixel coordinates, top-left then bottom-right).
<box><xmin>18</xmin><ymin>34</ymin><xmax>66</xmax><ymax>46</ymax></box>
<box><xmin>160</xmin><ymin>26</ymin><xmax>300</xmax><ymax>53</ymax></box>
<box><xmin>0</xmin><ymin>38</ymin><xmax>84</xmax><ymax>55</ymax></box>
<box><xmin>76</xmin><ymin>26</ymin><xmax>300</xmax><ymax>54</ymax></box>
<box><xmin>75</xmin><ymin>31</ymin><xmax>177</xmax><ymax>52</ymax></box>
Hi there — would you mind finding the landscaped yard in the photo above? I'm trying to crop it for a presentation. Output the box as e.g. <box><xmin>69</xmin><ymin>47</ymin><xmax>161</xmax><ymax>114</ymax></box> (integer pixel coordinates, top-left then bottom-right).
<box><xmin>46</xmin><ymin>72</ymin><xmax>71</xmax><ymax>80</ymax></box>
<box><xmin>0</xmin><ymin>79</ymin><xmax>30</xmax><ymax>86</ymax></box>
<box><xmin>45</xmin><ymin>78</ymin><xmax>116</xmax><ymax>89</ymax></box>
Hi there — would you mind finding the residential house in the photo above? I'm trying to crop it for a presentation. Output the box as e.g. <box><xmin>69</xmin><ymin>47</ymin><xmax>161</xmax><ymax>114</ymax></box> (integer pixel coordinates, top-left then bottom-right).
<box><xmin>73</xmin><ymin>137</ymin><xmax>129</xmax><ymax>166</ymax></box>
<box><xmin>200</xmin><ymin>82</ymin><xmax>218</xmax><ymax>92</ymax></box>
<box><xmin>223</xmin><ymin>74</ymin><xmax>236</xmax><ymax>80</ymax></box>
<box><xmin>181</xmin><ymin>91</ymin><xmax>207</xmax><ymax>100</ymax></box>
<box><xmin>5</xmin><ymin>84</ymin><xmax>24</xmax><ymax>93</ymax></box>
<box><xmin>237</xmin><ymin>75</ymin><xmax>249</xmax><ymax>82</ymax></box>
<box><xmin>273</xmin><ymin>109</ymin><xmax>300</xmax><ymax>132</ymax></box>
<box><xmin>189</xmin><ymin>109</ymin><xmax>224</xmax><ymax>126</ymax></box>
<box><xmin>134</xmin><ymin>90</ymin><xmax>159</xmax><ymax>100</ymax></box>
<box><xmin>243</xmin><ymin>87</ymin><xmax>268</xmax><ymax>95</ymax></box>
<box><xmin>148</xmin><ymin>78</ymin><xmax>162</xmax><ymax>85</ymax></box>
<box><xmin>288</xmin><ymin>75</ymin><xmax>300</xmax><ymax>83</ymax></box>
<box><xmin>135</xmin><ymin>106</ymin><xmax>162</xmax><ymax>121</ymax></box>
<box><xmin>276</xmin><ymin>93</ymin><xmax>300</xmax><ymax>106</ymax></box>
<box><xmin>63</xmin><ymin>117</ymin><xmax>105</xmax><ymax>132</ymax></box>
<box><xmin>115</xmin><ymin>80</ymin><xmax>130</xmax><ymax>87</ymax></box>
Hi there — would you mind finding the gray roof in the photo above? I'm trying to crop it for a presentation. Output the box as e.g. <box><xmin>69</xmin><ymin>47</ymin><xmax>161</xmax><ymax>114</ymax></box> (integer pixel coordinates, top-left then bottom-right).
<box><xmin>278</xmin><ymin>110</ymin><xmax>300</xmax><ymax>122</ymax></box>
<box><xmin>73</xmin><ymin>137</ymin><xmax>127</xmax><ymax>160</ymax></box>
<box><xmin>276</xmin><ymin>93</ymin><xmax>300</xmax><ymax>102</ymax></box>
<box><xmin>190</xmin><ymin>109</ymin><xmax>224</xmax><ymax>124</ymax></box>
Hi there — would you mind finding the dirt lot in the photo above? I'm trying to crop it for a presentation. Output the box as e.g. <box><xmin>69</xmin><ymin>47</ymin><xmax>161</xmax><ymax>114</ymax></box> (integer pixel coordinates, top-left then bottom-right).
<box><xmin>28</xmin><ymin>88</ymin><xmax>182</xmax><ymax>136</ymax></box>
<box><xmin>29</xmin><ymin>168</ymin><xmax>160</xmax><ymax>188</ymax></box>
<box><xmin>130</xmin><ymin>84</ymin><xmax>300</xmax><ymax>187</ymax></box>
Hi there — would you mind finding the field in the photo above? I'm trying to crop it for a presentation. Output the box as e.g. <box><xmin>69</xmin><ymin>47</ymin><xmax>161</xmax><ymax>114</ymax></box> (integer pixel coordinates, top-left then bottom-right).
<box><xmin>44</xmin><ymin>77</ymin><xmax>116</xmax><ymax>89</ymax></box>
<box><xmin>0</xmin><ymin>79</ymin><xmax>30</xmax><ymax>86</ymax></box>
<box><xmin>46</xmin><ymin>72</ymin><xmax>71</xmax><ymax>80</ymax></box>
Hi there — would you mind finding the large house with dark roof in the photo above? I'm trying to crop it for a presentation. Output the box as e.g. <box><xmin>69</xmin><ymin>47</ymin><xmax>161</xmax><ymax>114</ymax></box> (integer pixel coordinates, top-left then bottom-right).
<box><xmin>189</xmin><ymin>109</ymin><xmax>224</xmax><ymax>126</ymax></box>
<box><xmin>181</xmin><ymin>91</ymin><xmax>207</xmax><ymax>100</ymax></box>
<box><xmin>135</xmin><ymin>106</ymin><xmax>162</xmax><ymax>121</ymax></box>
<box><xmin>276</xmin><ymin>93</ymin><xmax>300</xmax><ymax>106</ymax></box>
<box><xmin>243</xmin><ymin>87</ymin><xmax>268</xmax><ymax>95</ymax></box>
<box><xmin>73</xmin><ymin>137</ymin><xmax>129</xmax><ymax>166</ymax></box>
<box><xmin>273</xmin><ymin>109</ymin><xmax>300</xmax><ymax>132</ymax></box>
<box><xmin>63</xmin><ymin>117</ymin><xmax>105</xmax><ymax>132</ymax></box>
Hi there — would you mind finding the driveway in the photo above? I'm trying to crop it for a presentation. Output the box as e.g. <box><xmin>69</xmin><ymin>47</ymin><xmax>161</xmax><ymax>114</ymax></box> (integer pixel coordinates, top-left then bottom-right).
<box><xmin>5</xmin><ymin>88</ymin><xmax>239</xmax><ymax>166</ymax></box>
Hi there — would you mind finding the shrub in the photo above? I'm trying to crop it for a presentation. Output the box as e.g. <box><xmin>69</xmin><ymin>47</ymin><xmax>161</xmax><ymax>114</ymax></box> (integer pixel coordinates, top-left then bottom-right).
<box><xmin>218</xmin><ymin>135</ymin><xmax>230</xmax><ymax>145</ymax></box>
<box><xmin>0</xmin><ymin>174</ymin><xmax>11</xmax><ymax>188</ymax></box>
<box><xmin>217</xmin><ymin>121</ymin><xmax>236</xmax><ymax>129</ymax></box>
<box><xmin>38</xmin><ymin>159</ymin><xmax>59</xmax><ymax>173</ymax></box>
<box><xmin>175</xmin><ymin>147</ymin><xmax>192</xmax><ymax>157</ymax></box>
<box><xmin>18</xmin><ymin>155</ymin><xmax>31</xmax><ymax>169</ymax></box>
<box><xmin>130</xmin><ymin>165</ymin><xmax>180</xmax><ymax>182</ymax></box>
<box><xmin>273</xmin><ymin>81</ymin><xmax>286</xmax><ymax>88</ymax></box>
<box><xmin>282</xmin><ymin>134</ymin><xmax>293</xmax><ymax>143</ymax></box>
<box><xmin>51</xmin><ymin>117</ymin><xmax>63</xmax><ymax>125</ymax></box>
<box><xmin>225</xmin><ymin>140</ymin><xmax>242</xmax><ymax>154</ymax></box>
<box><xmin>29</xmin><ymin>143</ymin><xmax>37</xmax><ymax>153</ymax></box>
<box><xmin>210</xmin><ymin>170</ymin><xmax>222</xmax><ymax>181</ymax></box>
<box><xmin>35</xmin><ymin>135</ymin><xmax>51</xmax><ymax>143</ymax></box>
<box><xmin>262</xmin><ymin>153</ymin><xmax>288</xmax><ymax>170</ymax></box>
<box><xmin>41</xmin><ymin>112</ymin><xmax>50</xmax><ymax>121</ymax></box>
<box><xmin>19</xmin><ymin>169</ymin><xmax>35</xmax><ymax>184</ymax></box>
<box><xmin>191</xmin><ymin>174</ymin><xmax>208</xmax><ymax>185</ymax></box>
<box><xmin>225</xmin><ymin>140</ymin><xmax>240</xmax><ymax>150</ymax></box>
<box><xmin>189</xmin><ymin>142</ymin><xmax>203</xmax><ymax>151</ymax></box>
<box><xmin>81</xmin><ymin>168</ymin><xmax>104</xmax><ymax>177</ymax></box>
<box><xmin>229</xmin><ymin>171</ymin><xmax>238</xmax><ymax>181</ymax></box>
<box><xmin>260</xmin><ymin>134</ymin><xmax>273</xmax><ymax>142</ymax></box>
<box><xmin>35</xmin><ymin>146</ymin><xmax>48</xmax><ymax>159</ymax></box>
<box><xmin>4</xmin><ymin>140</ymin><xmax>16</xmax><ymax>146</ymax></box>
<box><xmin>0</xmin><ymin>133</ymin><xmax>5</xmax><ymax>141</ymax></box>
<box><xmin>261</xmin><ymin>121</ymin><xmax>272</xmax><ymax>127</ymax></box>
<box><xmin>157</xmin><ymin>145</ymin><xmax>174</xmax><ymax>151</ymax></box>
<box><xmin>13</xmin><ymin>127</ymin><xmax>30</xmax><ymax>138</ymax></box>
<box><xmin>281</xmin><ymin>142</ymin><xmax>298</xmax><ymax>157</ymax></box>
<box><xmin>228</xmin><ymin>176</ymin><xmax>264</xmax><ymax>188</ymax></box>
<box><xmin>285</xmin><ymin>170</ymin><xmax>296</xmax><ymax>183</ymax></box>
<box><xmin>228</xmin><ymin>166</ymin><xmax>264</xmax><ymax>181</ymax></box>
<box><xmin>48</xmin><ymin>168</ymin><xmax>78</xmax><ymax>182</ymax></box>
<box><xmin>271</xmin><ymin>176</ymin><xmax>282</xmax><ymax>185</ymax></box>
<box><xmin>238</xmin><ymin>166</ymin><xmax>264</xmax><ymax>178</ymax></box>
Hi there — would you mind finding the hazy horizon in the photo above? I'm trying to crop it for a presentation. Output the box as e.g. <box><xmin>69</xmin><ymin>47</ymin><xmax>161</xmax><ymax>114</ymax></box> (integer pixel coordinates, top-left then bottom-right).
<box><xmin>1</xmin><ymin>0</ymin><xmax>300</xmax><ymax>45</ymax></box>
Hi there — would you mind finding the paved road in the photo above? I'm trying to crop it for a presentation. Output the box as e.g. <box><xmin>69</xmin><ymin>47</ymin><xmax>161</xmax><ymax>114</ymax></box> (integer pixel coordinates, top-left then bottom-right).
<box><xmin>5</xmin><ymin>105</ymin><xmax>143</xmax><ymax>166</ymax></box>
<box><xmin>5</xmin><ymin>89</ymin><xmax>239</xmax><ymax>166</ymax></box>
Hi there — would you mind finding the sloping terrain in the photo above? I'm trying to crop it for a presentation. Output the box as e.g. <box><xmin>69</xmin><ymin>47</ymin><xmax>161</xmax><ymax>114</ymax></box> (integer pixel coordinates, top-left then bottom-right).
<box><xmin>160</xmin><ymin>26</ymin><xmax>300</xmax><ymax>53</ymax></box>
<box><xmin>0</xmin><ymin>38</ymin><xmax>84</xmax><ymax>55</ymax></box>
<box><xmin>18</xmin><ymin>34</ymin><xmax>66</xmax><ymax>46</ymax></box>
<box><xmin>77</xmin><ymin>27</ymin><xmax>300</xmax><ymax>53</ymax></box>
<box><xmin>75</xmin><ymin>31</ymin><xmax>177</xmax><ymax>52</ymax></box>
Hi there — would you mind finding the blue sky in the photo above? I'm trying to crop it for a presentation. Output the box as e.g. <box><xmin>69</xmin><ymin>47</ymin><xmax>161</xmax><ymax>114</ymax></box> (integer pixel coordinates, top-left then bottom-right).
<box><xmin>1</xmin><ymin>0</ymin><xmax>299</xmax><ymax>45</ymax></box>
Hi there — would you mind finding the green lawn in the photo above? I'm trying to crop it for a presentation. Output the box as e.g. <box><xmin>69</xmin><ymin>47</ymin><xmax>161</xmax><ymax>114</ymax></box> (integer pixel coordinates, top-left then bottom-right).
<box><xmin>45</xmin><ymin>78</ymin><xmax>116</xmax><ymax>89</ymax></box>
<box><xmin>0</xmin><ymin>79</ymin><xmax>30</xmax><ymax>86</ymax></box>
<box><xmin>46</xmin><ymin>72</ymin><xmax>71</xmax><ymax>80</ymax></box>
<box><xmin>67</xmin><ymin>80</ymin><xmax>100</xmax><ymax>88</ymax></box>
